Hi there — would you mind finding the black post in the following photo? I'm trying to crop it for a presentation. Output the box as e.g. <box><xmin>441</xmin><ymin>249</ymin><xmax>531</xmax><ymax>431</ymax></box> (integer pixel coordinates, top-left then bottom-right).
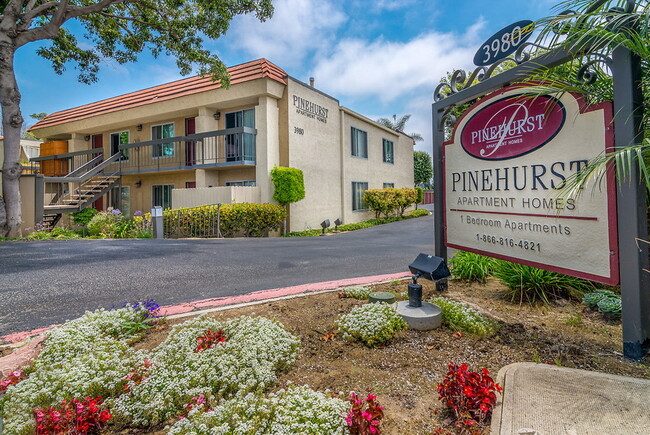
<box><xmin>432</xmin><ymin>107</ymin><xmax>447</xmax><ymax>261</ymax></box>
<box><xmin>612</xmin><ymin>46</ymin><xmax>650</xmax><ymax>361</ymax></box>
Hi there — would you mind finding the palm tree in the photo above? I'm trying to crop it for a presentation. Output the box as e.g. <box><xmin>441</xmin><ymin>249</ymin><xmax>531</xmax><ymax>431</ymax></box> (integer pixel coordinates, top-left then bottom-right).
<box><xmin>376</xmin><ymin>114</ymin><xmax>423</xmax><ymax>143</ymax></box>
<box><xmin>527</xmin><ymin>0</ymin><xmax>650</xmax><ymax>193</ymax></box>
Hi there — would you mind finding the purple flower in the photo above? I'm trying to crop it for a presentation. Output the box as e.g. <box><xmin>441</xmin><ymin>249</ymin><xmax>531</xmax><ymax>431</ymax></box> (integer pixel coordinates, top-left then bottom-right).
<box><xmin>111</xmin><ymin>209</ymin><xmax>121</xmax><ymax>215</ymax></box>
<box><xmin>133</xmin><ymin>210</ymin><xmax>143</xmax><ymax>217</ymax></box>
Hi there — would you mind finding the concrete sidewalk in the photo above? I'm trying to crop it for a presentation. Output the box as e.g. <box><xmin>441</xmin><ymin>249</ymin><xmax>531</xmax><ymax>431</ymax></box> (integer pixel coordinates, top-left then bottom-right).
<box><xmin>491</xmin><ymin>362</ymin><xmax>650</xmax><ymax>435</ymax></box>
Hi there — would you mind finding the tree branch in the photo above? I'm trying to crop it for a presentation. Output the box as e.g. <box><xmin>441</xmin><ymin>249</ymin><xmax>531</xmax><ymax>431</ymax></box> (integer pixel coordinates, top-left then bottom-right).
<box><xmin>18</xmin><ymin>1</ymin><xmax>60</xmax><ymax>32</ymax></box>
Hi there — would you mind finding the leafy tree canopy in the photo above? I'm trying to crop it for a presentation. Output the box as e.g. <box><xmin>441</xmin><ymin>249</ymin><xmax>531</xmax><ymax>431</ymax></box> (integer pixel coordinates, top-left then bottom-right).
<box><xmin>413</xmin><ymin>151</ymin><xmax>432</xmax><ymax>186</ymax></box>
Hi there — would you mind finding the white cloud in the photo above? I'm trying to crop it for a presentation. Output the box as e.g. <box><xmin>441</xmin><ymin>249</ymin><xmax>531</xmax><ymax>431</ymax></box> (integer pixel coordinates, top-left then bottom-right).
<box><xmin>312</xmin><ymin>22</ymin><xmax>483</xmax><ymax>103</ymax></box>
<box><xmin>373</xmin><ymin>0</ymin><xmax>418</xmax><ymax>11</ymax></box>
<box><xmin>226</xmin><ymin>0</ymin><xmax>346</xmax><ymax>67</ymax></box>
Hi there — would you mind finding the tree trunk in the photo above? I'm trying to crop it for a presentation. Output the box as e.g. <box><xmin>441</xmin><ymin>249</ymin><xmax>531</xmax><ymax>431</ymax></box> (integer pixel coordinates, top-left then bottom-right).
<box><xmin>0</xmin><ymin>40</ymin><xmax>24</xmax><ymax>238</ymax></box>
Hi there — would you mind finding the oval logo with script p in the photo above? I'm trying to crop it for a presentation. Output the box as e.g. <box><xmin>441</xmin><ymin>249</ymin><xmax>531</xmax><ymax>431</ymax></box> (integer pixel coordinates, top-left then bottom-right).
<box><xmin>460</xmin><ymin>94</ymin><xmax>565</xmax><ymax>160</ymax></box>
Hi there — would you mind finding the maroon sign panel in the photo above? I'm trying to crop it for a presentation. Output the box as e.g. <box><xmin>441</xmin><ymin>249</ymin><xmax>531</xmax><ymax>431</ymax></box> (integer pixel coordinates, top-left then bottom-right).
<box><xmin>460</xmin><ymin>95</ymin><xmax>566</xmax><ymax>160</ymax></box>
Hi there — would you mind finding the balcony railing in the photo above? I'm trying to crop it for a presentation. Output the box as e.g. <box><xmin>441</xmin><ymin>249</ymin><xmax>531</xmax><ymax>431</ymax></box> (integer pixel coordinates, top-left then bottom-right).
<box><xmin>28</xmin><ymin>148</ymin><xmax>104</xmax><ymax>176</ymax></box>
<box><xmin>117</xmin><ymin>127</ymin><xmax>257</xmax><ymax>174</ymax></box>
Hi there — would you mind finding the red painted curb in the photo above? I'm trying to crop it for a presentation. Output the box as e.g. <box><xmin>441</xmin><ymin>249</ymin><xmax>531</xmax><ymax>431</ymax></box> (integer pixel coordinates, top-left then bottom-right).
<box><xmin>1</xmin><ymin>272</ymin><xmax>410</xmax><ymax>344</ymax></box>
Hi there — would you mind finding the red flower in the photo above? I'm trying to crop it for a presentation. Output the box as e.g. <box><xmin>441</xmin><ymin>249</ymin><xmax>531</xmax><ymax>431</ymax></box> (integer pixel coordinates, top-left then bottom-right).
<box><xmin>195</xmin><ymin>329</ymin><xmax>227</xmax><ymax>352</ymax></box>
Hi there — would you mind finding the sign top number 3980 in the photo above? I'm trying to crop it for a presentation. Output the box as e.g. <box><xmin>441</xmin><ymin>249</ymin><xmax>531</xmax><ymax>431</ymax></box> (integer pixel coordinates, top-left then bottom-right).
<box><xmin>473</xmin><ymin>20</ymin><xmax>534</xmax><ymax>67</ymax></box>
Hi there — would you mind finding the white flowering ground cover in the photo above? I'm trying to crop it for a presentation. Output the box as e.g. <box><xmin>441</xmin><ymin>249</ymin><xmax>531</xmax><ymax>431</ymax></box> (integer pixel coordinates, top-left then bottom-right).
<box><xmin>0</xmin><ymin>308</ymin><xmax>349</xmax><ymax>434</ymax></box>
<box><xmin>337</xmin><ymin>303</ymin><xmax>408</xmax><ymax>347</ymax></box>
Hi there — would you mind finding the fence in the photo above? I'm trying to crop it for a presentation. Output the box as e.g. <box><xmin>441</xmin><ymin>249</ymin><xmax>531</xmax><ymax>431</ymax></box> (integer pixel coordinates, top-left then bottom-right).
<box><xmin>163</xmin><ymin>204</ymin><xmax>222</xmax><ymax>238</ymax></box>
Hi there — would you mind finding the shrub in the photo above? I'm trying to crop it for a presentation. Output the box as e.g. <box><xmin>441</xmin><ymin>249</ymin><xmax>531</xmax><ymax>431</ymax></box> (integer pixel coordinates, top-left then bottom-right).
<box><xmin>25</xmin><ymin>226</ymin><xmax>81</xmax><ymax>240</ymax></box>
<box><xmin>448</xmin><ymin>251</ymin><xmax>497</xmax><ymax>283</ymax></box>
<box><xmin>415</xmin><ymin>186</ymin><xmax>424</xmax><ymax>205</ymax></box>
<box><xmin>86</xmin><ymin>208</ymin><xmax>140</xmax><ymax>238</ymax></box>
<box><xmin>363</xmin><ymin>188</ymin><xmax>417</xmax><ymax>219</ymax></box>
<box><xmin>109</xmin><ymin>315</ymin><xmax>300</xmax><ymax>426</ymax></box>
<box><xmin>71</xmin><ymin>207</ymin><xmax>99</xmax><ymax>227</ymax></box>
<box><xmin>168</xmin><ymin>386</ymin><xmax>347</xmax><ymax>435</ymax></box>
<box><xmin>163</xmin><ymin>203</ymin><xmax>286</xmax><ymax>238</ymax></box>
<box><xmin>597</xmin><ymin>297</ymin><xmax>622</xmax><ymax>317</ymax></box>
<box><xmin>428</xmin><ymin>297</ymin><xmax>498</xmax><ymax>337</ymax></box>
<box><xmin>338</xmin><ymin>286</ymin><xmax>372</xmax><ymax>300</ymax></box>
<box><xmin>220</xmin><ymin>203</ymin><xmax>286</xmax><ymax>237</ymax></box>
<box><xmin>494</xmin><ymin>261</ymin><xmax>594</xmax><ymax>304</ymax></box>
<box><xmin>271</xmin><ymin>166</ymin><xmax>306</xmax><ymax>206</ymax></box>
<box><xmin>407</xmin><ymin>209</ymin><xmax>429</xmax><ymax>218</ymax></box>
<box><xmin>437</xmin><ymin>362</ymin><xmax>502</xmax><ymax>430</ymax></box>
<box><xmin>34</xmin><ymin>396</ymin><xmax>112</xmax><ymax>434</ymax></box>
<box><xmin>337</xmin><ymin>303</ymin><xmax>407</xmax><ymax>347</ymax></box>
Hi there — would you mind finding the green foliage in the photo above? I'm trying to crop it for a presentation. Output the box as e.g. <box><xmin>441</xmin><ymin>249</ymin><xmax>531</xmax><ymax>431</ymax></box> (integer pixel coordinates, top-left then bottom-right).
<box><xmin>337</xmin><ymin>303</ymin><xmax>407</xmax><ymax>347</ymax></box>
<box><xmin>428</xmin><ymin>297</ymin><xmax>498</xmax><ymax>338</ymax></box>
<box><xmin>582</xmin><ymin>289</ymin><xmax>618</xmax><ymax>309</ymax></box>
<box><xmin>407</xmin><ymin>209</ymin><xmax>430</xmax><ymax>218</ymax></box>
<box><xmin>161</xmin><ymin>203</ymin><xmax>285</xmax><ymax>237</ymax></box>
<box><xmin>282</xmin><ymin>209</ymin><xmax>429</xmax><ymax>237</ymax></box>
<box><xmin>72</xmin><ymin>208</ymin><xmax>99</xmax><ymax>227</ymax></box>
<box><xmin>25</xmin><ymin>227</ymin><xmax>82</xmax><ymax>240</ymax></box>
<box><xmin>413</xmin><ymin>151</ymin><xmax>433</xmax><ymax>186</ymax></box>
<box><xmin>363</xmin><ymin>188</ymin><xmax>417</xmax><ymax>218</ymax></box>
<box><xmin>597</xmin><ymin>297</ymin><xmax>622</xmax><ymax>317</ymax></box>
<box><xmin>339</xmin><ymin>286</ymin><xmax>372</xmax><ymax>300</ymax></box>
<box><xmin>494</xmin><ymin>261</ymin><xmax>594</xmax><ymax>304</ymax></box>
<box><xmin>415</xmin><ymin>186</ymin><xmax>424</xmax><ymax>204</ymax></box>
<box><xmin>584</xmin><ymin>289</ymin><xmax>622</xmax><ymax>318</ymax></box>
<box><xmin>271</xmin><ymin>166</ymin><xmax>306</xmax><ymax>206</ymax></box>
<box><xmin>448</xmin><ymin>251</ymin><xmax>497</xmax><ymax>283</ymax></box>
<box><xmin>564</xmin><ymin>313</ymin><xmax>584</xmax><ymax>327</ymax></box>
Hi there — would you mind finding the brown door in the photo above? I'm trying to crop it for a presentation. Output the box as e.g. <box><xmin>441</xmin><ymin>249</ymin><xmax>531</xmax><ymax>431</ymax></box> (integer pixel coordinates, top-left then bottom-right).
<box><xmin>91</xmin><ymin>134</ymin><xmax>104</xmax><ymax>211</ymax></box>
<box><xmin>185</xmin><ymin>117</ymin><xmax>196</xmax><ymax>166</ymax></box>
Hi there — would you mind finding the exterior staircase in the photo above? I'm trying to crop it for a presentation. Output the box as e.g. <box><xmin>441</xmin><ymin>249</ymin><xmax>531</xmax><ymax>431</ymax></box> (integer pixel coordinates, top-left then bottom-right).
<box><xmin>38</xmin><ymin>153</ymin><xmax>121</xmax><ymax>228</ymax></box>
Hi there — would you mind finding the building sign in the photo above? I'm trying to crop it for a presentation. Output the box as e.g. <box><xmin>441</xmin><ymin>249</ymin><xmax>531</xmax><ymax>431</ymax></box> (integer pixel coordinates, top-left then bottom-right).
<box><xmin>444</xmin><ymin>84</ymin><xmax>618</xmax><ymax>284</ymax></box>
<box><xmin>293</xmin><ymin>95</ymin><xmax>328</xmax><ymax>123</ymax></box>
<box><xmin>473</xmin><ymin>20</ymin><xmax>534</xmax><ymax>67</ymax></box>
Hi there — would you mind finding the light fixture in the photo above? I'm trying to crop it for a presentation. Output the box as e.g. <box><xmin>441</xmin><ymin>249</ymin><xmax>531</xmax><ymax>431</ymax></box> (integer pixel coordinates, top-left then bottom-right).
<box><xmin>333</xmin><ymin>218</ymin><xmax>342</xmax><ymax>232</ymax></box>
<box><xmin>136</xmin><ymin>124</ymin><xmax>143</xmax><ymax>131</ymax></box>
<box><xmin>84</xmin><ymin>135</ymin><xmax>90</xmax><ymax>141</ymax></box>
<box><xmin>135</xmin><ymin>180</ymin><xmax>142</xmax><ymax>188</ymax></box>
<box><xmin>213</xmin><ymin>111</ymin><xmax>221</xmax><ymax>120</ymax></box>
<box><xmin>320</xmin><ymin>219</ymin><xmax>330</xmax><ymax>236</ymax></box>
<box><xmin>408</xmin><ymin>253</ymin><xmax>451</xmax><ymax>305</ymax></box>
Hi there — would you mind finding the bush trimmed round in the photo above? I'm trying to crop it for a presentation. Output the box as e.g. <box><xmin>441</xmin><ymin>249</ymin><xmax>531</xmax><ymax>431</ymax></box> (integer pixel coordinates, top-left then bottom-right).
<box><xmin>337</xmin><ymin>303</ymin><xmax>407</xmax><ymax>347</ymax></box>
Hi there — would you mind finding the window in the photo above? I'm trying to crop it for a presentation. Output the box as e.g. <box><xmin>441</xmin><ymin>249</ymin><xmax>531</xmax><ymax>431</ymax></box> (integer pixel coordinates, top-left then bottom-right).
<box><xmin>152</xmin><ymin>123</ymin><xmax>175</xmax><ymax>157</ymax></box>
<box><xmin>152</xmin><ymin>184</ymin><xmax>173</xmax><ymax>210</ymax></box>
<box><xmin>225</xmin><ymin>180</ymin><xmax>256</xmax><ymax>186</ymax></box>
<box><xmin>352</xmin><ymin>182</ymin><xmax>368</xmax><ymax>211</ymax></box>
<box><xmin>108</xmin><ymin>186</ymin><xmax>130</xmax><ymax>215</ymax></box>
<box><xmin>110</xmin><ymin>131</ymin><xmax>129</xmax><ymax>160</ymax></box>
<box><xmin>351</xmin><ymin>127</ymin><xmax>368</xmax><ymax>158</ymax></box>
<box><xmin>225</xmin><ymin>109</ymin><xmax>255</xmax><ymax>162</ymax></box>
<box><xmin>383</xmin><ymin>183</ymin><xmax>394</xmax><ymax>188</ymax></box>
<box><xmin>382</xmin><ymin>139</ymin><xmax>394</xmax><ymax>164</ymax></box>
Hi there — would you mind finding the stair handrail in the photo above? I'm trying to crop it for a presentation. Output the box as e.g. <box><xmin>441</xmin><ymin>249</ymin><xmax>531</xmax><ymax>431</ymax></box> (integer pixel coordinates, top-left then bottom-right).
<box><xmin>43</xmin><ymin>152</ymin><xmax>121</xmax><ymax>183</ymax></box>
<box><xmin>65</xmin><ymin>153</ymin><xmax>104</xmax><ymax>178</ymax></box>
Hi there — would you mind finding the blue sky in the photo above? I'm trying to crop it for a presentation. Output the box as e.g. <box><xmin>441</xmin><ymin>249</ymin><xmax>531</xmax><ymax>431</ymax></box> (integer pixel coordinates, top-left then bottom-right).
<box><xmin>14</xmin><ymin>0</ymin><xmax>559</xmax><ymax>155</ymax></box>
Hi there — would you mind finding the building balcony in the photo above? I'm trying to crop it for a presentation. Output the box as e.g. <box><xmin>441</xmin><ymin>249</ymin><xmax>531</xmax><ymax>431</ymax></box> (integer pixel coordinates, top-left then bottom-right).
<box><xmin>29</xmin><ymin>127</ymin><xmax>257</xmax><ymax>177</ymax></box>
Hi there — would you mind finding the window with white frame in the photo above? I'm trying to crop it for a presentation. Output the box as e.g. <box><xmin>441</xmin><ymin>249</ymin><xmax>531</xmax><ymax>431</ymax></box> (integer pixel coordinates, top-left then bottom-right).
<box><xmin>225</xmin><ymin>109</ymin><xmax>255</xmax><ymax>162</ymax></box>
<box><xmin>225</xmin><ymin>180</ymin><xmax>256</xmax><ymax>186</ymax></box>
<box><xmin>152</xmin><ymin>184</ymin><xmax>173</xmax><ymax>209</ymax></box>
<box><xmin>110</xmin><ymin>131</ymin><xmax>129</xmax><ymax>160</ymax></box>
<box><xmin>152</xmin><ymin>123</ymin><xmax>175</xmax><ymax>157</ymax></box>
<box><xmin>383</xmin><ymin>183</ymin><xmax>394</xmax><ymax>188</ymax></box>
<box><xmin>382</xmin><ymin>139</ymin><xmax>394</xmax><ymax>164</ymax></box>
<box><xmin>352</xmin><ymin>182</ymin><xmax>369</xmax><ymax>211</ymax></box>
<box><xmin>351</xmin><ymin>127</ymin><xmax>368</xmax><ymax>158</ymax></box>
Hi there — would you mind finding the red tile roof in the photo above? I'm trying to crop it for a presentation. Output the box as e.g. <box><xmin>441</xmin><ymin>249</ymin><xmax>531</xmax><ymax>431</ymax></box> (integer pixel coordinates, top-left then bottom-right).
<box><xmin>30</xmin><ymin>59</ymin><xmax>287</xmax><ymax>131</ymax></box>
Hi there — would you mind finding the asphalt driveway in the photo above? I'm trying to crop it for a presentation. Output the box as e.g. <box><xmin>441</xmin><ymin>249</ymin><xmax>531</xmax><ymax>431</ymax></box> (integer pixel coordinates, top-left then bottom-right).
<box><xmin>0</xmin><ymin>213</ymin><xmax>434</xmax><ymax>335</ymax></box>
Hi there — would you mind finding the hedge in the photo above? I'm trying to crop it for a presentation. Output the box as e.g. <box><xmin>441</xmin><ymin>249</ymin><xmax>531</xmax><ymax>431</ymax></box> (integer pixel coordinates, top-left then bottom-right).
<box><xmin>163</xmin><ymin>203</ymin><xmax>286</xmax><ymax>237</ymax></box>
<box><xmin>363</xmin><ymin>188</ymin><xmax>418</xmax><ymax>218</ymax></box>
